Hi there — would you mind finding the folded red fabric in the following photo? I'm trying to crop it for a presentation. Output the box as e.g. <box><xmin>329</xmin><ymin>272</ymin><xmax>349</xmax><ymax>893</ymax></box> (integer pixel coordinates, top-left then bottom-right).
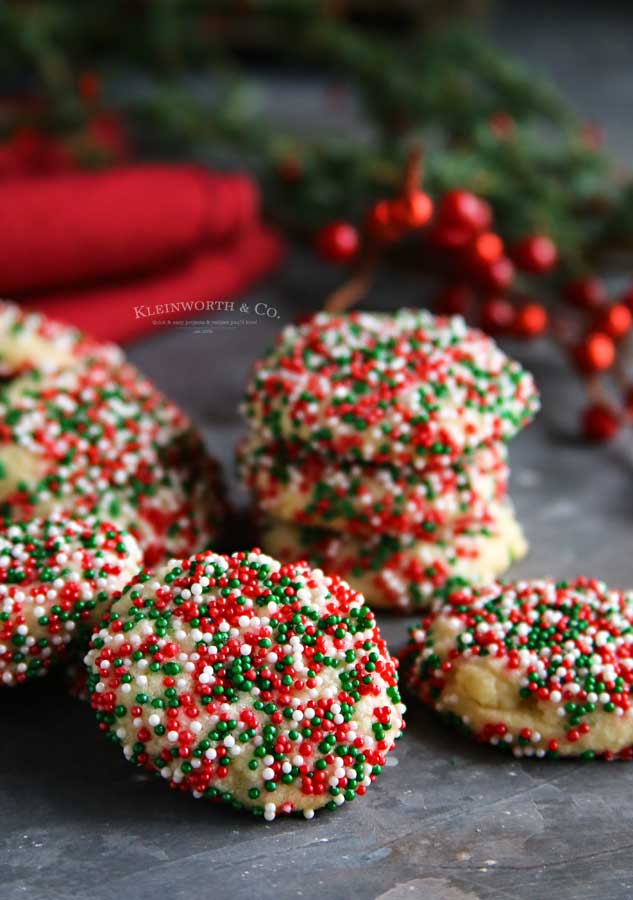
<box><xmin>20</xmin><ymin>224</ymin><xmax>284</xmax><ymax>344</ymax></box>
<box><xmin>0</xmin><ymin>164</ymin><xmax>259</xmax><ymax>295</ymax></box>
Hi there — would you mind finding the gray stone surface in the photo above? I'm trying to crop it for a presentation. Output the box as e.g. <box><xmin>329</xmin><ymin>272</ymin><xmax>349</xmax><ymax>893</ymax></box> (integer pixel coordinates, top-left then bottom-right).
<box><xmin>6</xmin><ymin>4</ymin><xmax>633</xmax><ymax>893</ymax></box>
<box><xmin>3</xmin><ymin>253</ymin><xmax>633</xmax><ymax>900</ymax></box>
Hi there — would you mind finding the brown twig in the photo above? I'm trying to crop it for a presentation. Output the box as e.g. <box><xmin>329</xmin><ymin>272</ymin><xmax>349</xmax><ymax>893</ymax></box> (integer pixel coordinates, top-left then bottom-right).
<box><xmin>585</xmin><ymin>375</ymin><xmax>610</xmax><ymax>406</ymax></box>
<box><xmin>614</xmin><ymin>335</ymin><xmax>631</xmax><ymax>395</ymax></box>
<box><xmin>324</xmin><ymin>253</ymin><xmax>378</xmax><ymax>314</ymax></box>
<box><xmin>402</xmin><ymin>141</ymin><xmax>424</xmax><ymax>195</ymax></box>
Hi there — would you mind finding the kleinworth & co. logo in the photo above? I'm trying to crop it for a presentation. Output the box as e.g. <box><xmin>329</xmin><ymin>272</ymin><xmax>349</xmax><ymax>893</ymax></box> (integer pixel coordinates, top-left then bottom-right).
<box><xmin>133</xmin><ymin>299</ymin><xmax>282</xmax><ymax>334</ymax></box>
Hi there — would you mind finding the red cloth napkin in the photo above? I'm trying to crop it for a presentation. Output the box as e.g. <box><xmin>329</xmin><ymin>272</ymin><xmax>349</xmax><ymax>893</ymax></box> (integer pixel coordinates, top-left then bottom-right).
<box><xmin>20</xmin><ymin>223</ymin><xmax>284</xmax><ymax>344</ymax></box>
<box><xmin>0</xmin><ymin>164</ymin><xmax>260</xmax><ymax>295</ymax></box>
<box><xmin>2</xmin><ymin>163</ymin><xmax>284</xmax><ymax>343</ymax></box>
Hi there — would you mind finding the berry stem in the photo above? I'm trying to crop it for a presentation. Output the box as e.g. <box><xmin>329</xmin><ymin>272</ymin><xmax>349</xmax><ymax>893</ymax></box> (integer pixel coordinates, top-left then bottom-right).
<box><xmin>585</xmin><ymin>375</ymin><xmax>609</xmax><ymax>406</ymax></box>
<box><xmin>323</xmin><ymin>254</ymin><xmax>377</xmax><ymax>314</ymax></box>
<box><xmin>402</xmin><ymin>141</ymin><xmax>424</xmax><ymax>196</ymax></box>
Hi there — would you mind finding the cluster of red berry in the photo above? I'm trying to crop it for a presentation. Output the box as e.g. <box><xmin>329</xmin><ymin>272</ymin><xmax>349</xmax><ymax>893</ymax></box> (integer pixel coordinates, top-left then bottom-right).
<box><xmin>564</xmin><ymin>278</ymin><xmax>632</xmax><ymax>442</ymax></box>
<box><xmin>0</xmin><ymin>74</ymin><xmax>128</xmax><ymax>178</ymax></box>
<box><xmin>315</xmin><ymin>188</ymin><xmax>556</xmax><ymax>337</ymax></box>
<box><xmin>314</xmin><ymin>184</ymin><xmax>632</xmax><ymax>443</ymax></box>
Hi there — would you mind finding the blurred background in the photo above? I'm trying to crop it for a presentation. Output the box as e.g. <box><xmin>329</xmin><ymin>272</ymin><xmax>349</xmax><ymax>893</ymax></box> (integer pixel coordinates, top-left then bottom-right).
<box><xmin>2</xmin><ymin>0</ymin><xmax>633</xmax><ymax>441</ymax></box>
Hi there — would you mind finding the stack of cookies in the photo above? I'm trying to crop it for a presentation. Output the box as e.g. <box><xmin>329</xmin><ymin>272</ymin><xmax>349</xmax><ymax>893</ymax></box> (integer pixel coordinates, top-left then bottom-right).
<box><xmin>239</xmin><ymin>309</ymin><xmax>539</xmax><ymax>612</ymax></box>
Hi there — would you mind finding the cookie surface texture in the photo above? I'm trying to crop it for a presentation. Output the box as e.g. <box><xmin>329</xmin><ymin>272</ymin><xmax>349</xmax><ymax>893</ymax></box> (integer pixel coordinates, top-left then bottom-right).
<box><xmin>86</xmin><ymin>549</ymin><xmax>405</xmax><ymax>819</ymax></box>
<box><xmin>243</xmin><ymin>309</ymin><xmax>539</xmax><ymax>468</ymax></box>
<box><xmin>403</xmin><ymin>577</ymin><xmax>633</xmax><ymax>758</ymax></box>
<box><xmin>0</xmin><ymin>515</ymin><xmax>141</xmax><ymax>685</ymax></box>
<box><xmin>260</xmin><ymin>501</ymin><xmax>527</xmax><ymax>611</ymax></box>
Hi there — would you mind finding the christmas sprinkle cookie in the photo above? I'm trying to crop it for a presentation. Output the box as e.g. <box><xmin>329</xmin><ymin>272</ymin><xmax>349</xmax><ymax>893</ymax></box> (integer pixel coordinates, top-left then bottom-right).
<box><xmin>0</xmin><ymin>515</ymin><xmax>141</xmax><ymax>686</ymax></box>
<box><xmin>260</xmin><ymin>501</ymin><xmax>527</xmax><ymax>612</ymax></box>
<box><xmin>243</xmin><ymin>309</ymin><xmax>539</xmax><ymax>468</ymax></box>
<box><xmin>239</xmin><ymin>437</ymin><xmax>508</xmax><ymax>541</ymax></box>
<box><xmin>0</xmin><ymin>301</ymin><xmax>121</xmax><ymax>378</ymax></box>
<box><xmin>403</xmin><ymin>577</ymin><xmax>633</xmax><ymax>759</ymax></box>
<box><xmin>85</xmin><ymin>549</ymin><xmax>405</xmax><ymax>820</ymax></box>
<box><xmin>0</xmin><ymin>358</ymin><xmax>226</xmax><ymax>565</ymax></box>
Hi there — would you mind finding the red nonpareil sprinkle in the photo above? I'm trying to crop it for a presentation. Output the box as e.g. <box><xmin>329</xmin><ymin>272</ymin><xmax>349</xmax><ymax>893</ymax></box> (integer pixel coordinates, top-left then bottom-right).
<box><xmin>243</xmin><ymin>309</ymin><xmax>539</xmax><ymax>468</ymax></box>
<box><xmin>0</xmin><ymin>300</ymin><xmax>121</xmax><ymax>377</ymax></box>
<box><xmin>238</xmin><ymin>437</ymin><xmax>509</xmax><ymax>542</ymax></box>
<box><xmin>85</xmin><ymin>548</ymin><xmax>406</xmax><ymax>821</ymax></box>
<box><xmin>0</xmin><ymin>355</ymin><xmax>225</xmax><ymax>564</ymax></box>
<box><xmin>241</xmin><ymin>309</ymin><xmax>537</xmax><ymax>614</ymax></box>
<box><xmin>402</xmin><ymin>578</ymin><xmax>633</xmax><ymax>760</ymax></box>
<box><xmin>0</xmin><ymin>515</ymin><xmax>141</xmax><ymax>686</ymax></box>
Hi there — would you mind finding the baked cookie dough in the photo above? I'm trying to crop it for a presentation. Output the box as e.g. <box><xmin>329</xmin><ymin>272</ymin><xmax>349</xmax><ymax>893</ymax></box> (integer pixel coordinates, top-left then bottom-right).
<box><xmin>0</xmin><ymin>515</ymin><xmax>141</xmax><ymax>685</ymax></box>
<box><xmin>239</xmin><ymin>437</ymin><xmax>508</xmax><ymax>540</ymax></box>
<box><xmin>0</xmin><ymin>301</ymin><xmax>121</xmax><ymax>377</ymax></box>
<box><xmin>243</xmin><ymin>309</ymin><xmax>539</xmax><ymax>468</ymax></box>
<box><xmin>0</xmin><ymin>357</ymin><xmax>225</xmax><ymax>565</ymax></box>
<box><xmin>403</xmin><ymin>577</ymin><xmax>633</xmax><ymax>759</ymax></box>
<box><xmin>260</xmin><ymin>501</ymin><xmax>527</xmax><ymax>612</ymax></box>
<box><xmin>85</xmin><ymin>549</ymin><xmax>405</xmax><ymax>820</ymax></box>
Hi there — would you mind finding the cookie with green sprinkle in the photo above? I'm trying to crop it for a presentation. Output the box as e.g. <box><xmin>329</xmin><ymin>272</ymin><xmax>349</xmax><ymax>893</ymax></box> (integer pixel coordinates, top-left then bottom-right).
<box><xmin>0</xmin><ymin>356</ymin><xmax>226</xmax><ymax>566</ymax></box>
<box><xmin>0</xmin><ymin>300</ymin><xmax>121</xmax><ymax>377</ymax></box>
<box><xmin>238</xmin><ymin>435</ymin><xmax>508</xmax><ymax>541</ymax></box>
<box><xmin>403</xmin><ymin>577</ymin><xmax>633</xmax><ymax>759</ymax></box>
<box><xmin>243</xmin><ymin>309</ymin><xmax>539</xmax><ymax>468</ymax></box>
<box><xmin>0</xmin><ymin>515</ymin><xmax>141</xmax><ymax>686</ymax></box>
<box><xmin>260</xmin><ymin>501</ymin><xmax>527</xmax><ymax>612</ymax></box>
<box><xmin>85</xmin><ymin>548</ymin><xmax>405</xmax><ymax>820</ymax></box>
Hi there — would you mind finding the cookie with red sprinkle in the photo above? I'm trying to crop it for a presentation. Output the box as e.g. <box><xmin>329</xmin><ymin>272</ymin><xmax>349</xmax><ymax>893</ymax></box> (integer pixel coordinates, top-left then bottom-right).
<box><xmin>239</xmin><ymin>437</ymin><xmax>508</xmax><ymax>541</ymax></box>
<box><xmin>85</xmin><ymin>548</ymin><xmax>405</xmax><ymax>820</ymax></box>
<box><xmin>0</xmin><ymin>515</ymin><xmax>141</xmax><ymax>686</ymax></box>
<box><xmin>243</xmin><ymin>309</ymin><xmax>539</xmax><ymax>468</ymax></box>
<box><xmin>0</xmin><ymin>301</ymin><xmax>121</xmax><ymax>378</ymax></box>
<box><xmin>261</xmin><ymin>501</ymin><xmax>527</xmax><ymax>611</ymax></box>
<box><xmin>403</xmin><ymin>577</ymin><xmax>633</xmax><ymax>759</ymax></box>
<box><xmin>0</xmin><ymin>357</ymin><xmax>226</xmax><ymax>565</ymax></box>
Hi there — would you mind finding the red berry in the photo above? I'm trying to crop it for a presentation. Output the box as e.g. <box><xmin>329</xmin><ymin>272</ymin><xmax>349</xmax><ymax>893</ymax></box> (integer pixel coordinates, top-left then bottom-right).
<box><xmin>86</xmin><ymin>113</ymin><xmax>129</xmax><ymax>163</ymax></box>
<box><xmin>581</xmin><ymin>403</ymin><xmax>620</xmax><ymax>442</ymax></box>
<box><xmin>78</xmin><ymin>71</ymin><xmax>101</xmax><ymax>102</ymax></box>
<box><xmin>435</xmin><ymin>284</ymin><xmax>474</xmax><ymax>317</ymax></box>
<box><xmin>471</xmin><ymin>232</ymin><xmax>504</xmax><ymax>264</ymax></box>
<box><xmin>315</xmin><ymin>221</ymin><xmax>359</xmax><ymax>262</ymax></box>
<box><xmin>573</xmin><ymin>331</ymin><xmax>616</xmax><ymax>373</ymax></box>
<box><xmin>475</xmin><ymin>256</ymin><xmax>515</xmax><ymax>292</ymax></box>
<box><xmin>563</xmin><ymin>277</ymin><xmax>606</xmax><ymax>310</ymax></box>
<box><xmin>9</xmin><ymin>127</ymin><xmax>44</xmax><ymax>166</ymax></box>
<box><xmin>489</xmin><ymin>112</ymin><xmax>516</xmax><ymax>139</ymax></box>
<box><xmin>514</xmin><ymin>303</ymin><xmax>549</xmax><ymax>338</ymax></box>
<box><xmin>438</xmin><ymin>190</ymin><xmax>492</xmax><ymax>233</ymax></box>
<box><xmin>511</xmin><ymin>235</ymin><xmax>558</xmax><ymax>274</ymax></box>
<box><xmin>581</xmin><ymin>123</ymin><xmax>604</xmax><ymax>151</ymax></box>
<box><xmin>391</xmin><ymin>190</ymin><xmax>433</xmax><ymax>229</ymax></box>
<box><xmin>596</xmin><ymin>303</ymin><xmax>632</xmax><ymax>340</ymax></box>
<box><xmin>427</xmin><ymin>223</ymin><xmax>473</xmax><ymax>251</ymax></box>
<box><xmin>0</xmin><ymin>127</ymin><xmax>76</xmax><ymax>176</ymax></box>
<box><xmin>366</xmin><ymin>201</ymin><xmax>400</xmax><ymax>242</ymax></box>
<box><xmin>480</xmin><ymin>297</ymin><xmax>515</xmax><ymax>334</ymax></box>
